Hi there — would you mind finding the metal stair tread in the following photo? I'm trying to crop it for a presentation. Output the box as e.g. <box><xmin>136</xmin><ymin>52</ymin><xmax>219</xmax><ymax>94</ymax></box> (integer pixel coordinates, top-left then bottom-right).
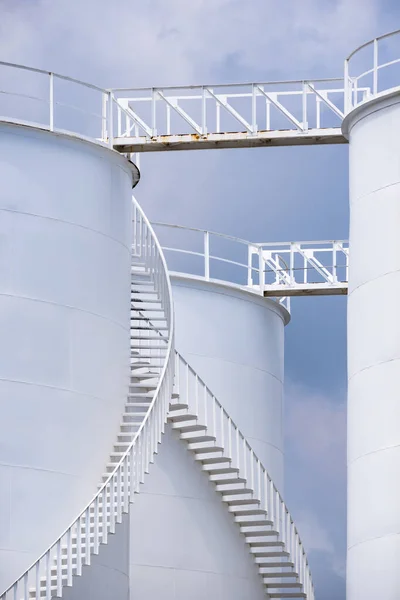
<box><xmin>268</xmin><ymin>594</ymin><xmax>306</xmax><ymax>599</ymax></box>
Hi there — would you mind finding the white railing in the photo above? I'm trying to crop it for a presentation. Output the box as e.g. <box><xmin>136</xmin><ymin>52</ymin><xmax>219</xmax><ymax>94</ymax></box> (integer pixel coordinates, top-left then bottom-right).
<box><xmin>0</xmin><ymin>197</ymin><xmax>175</xmax><ymax>600</ymax></box>
<box><xmin>110</xmin><ymin>79</ymin><xmax>346</xmax><ymax>147</ymax></box>
<box><xmin>345</xmin><ymin>29</ymin><xmax>400</xmax><ymax>111</ymax></box>
<box><xmin>175</xmin><ymin>351</ymin><xmax>314</xmax><ymax>599</ymax></box>
<box><xmin>0</xmin><ymin>61</ymin><xmax>130</xmax><ymax>149</ymax></box>
<box><xmin>153</xmin><ymin>222</ymin><xmax>349</xmax><ymax>301</ymax></box>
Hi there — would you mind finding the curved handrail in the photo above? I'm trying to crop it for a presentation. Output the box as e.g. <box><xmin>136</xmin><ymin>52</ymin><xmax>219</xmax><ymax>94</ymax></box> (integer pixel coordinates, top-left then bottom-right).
<box><xmin>0</xmin><ymin>196</ymin><xmax>175</xmax><ymax>600</ymax></box>
<box><xmin>175</xmin><ymin>350</ymin><xmax>314</xmax><ymax>599</ymax></box>
<box><xmin>345</xmin><ymin>29</ymin><xmax>400</xmax><ymax>112</ymax></box>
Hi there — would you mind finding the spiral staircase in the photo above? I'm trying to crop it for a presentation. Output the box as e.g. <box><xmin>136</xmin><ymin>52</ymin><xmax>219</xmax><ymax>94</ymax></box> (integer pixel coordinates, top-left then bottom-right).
<box><xmin>0</xmin><ymin>196</ymin><xmax>314</xmax><ymax>600</ymax></box>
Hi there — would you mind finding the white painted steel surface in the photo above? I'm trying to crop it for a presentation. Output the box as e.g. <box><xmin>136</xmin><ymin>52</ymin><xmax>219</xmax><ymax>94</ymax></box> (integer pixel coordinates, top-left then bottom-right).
<box><xmin>344</xmin><ymin>89</ymin><xmax>400</xmax><ymax>599</ymax></box>
<box><xmin>0</xmin><ymin>123</ymin><xmax>134</xmax><ymax>590</ymax></box>
<box><xmin>171</xmin><ymin>276</ymin><xmax>287</xmax><ymax>492</ymax></box>
<box><xmin>129</xmin><ymin>427</ymin><xmax>267</xmax><ymax>600</ymax></box>
<box><xmin>1</xmin><ymin>197</ymin><xmax>175</xmax><ymax>600</ymax></box>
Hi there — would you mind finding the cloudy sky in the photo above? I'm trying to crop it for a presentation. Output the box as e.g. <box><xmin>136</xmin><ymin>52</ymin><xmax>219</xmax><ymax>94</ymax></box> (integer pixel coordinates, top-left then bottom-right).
<box><xmin>1</xmin><ymin>1</ymin><xmax>399</xmax><ymax>598</ymax></box>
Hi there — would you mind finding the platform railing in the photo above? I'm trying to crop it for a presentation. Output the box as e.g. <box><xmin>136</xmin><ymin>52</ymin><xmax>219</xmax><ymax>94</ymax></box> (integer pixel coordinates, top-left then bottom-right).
<box><xmin>152</xmin><ymin>222</ymin><xmax>349</xmax><ymax>301</ymax></box>
<box><xmin>345</xmin><ymin>29</ymin><xmax>400</xmax><ymax>111</ymax></box>
<box><xmin>111</xmin><ymin>79</ymin><xmax>347</xmax><ymax>143</ymax></box>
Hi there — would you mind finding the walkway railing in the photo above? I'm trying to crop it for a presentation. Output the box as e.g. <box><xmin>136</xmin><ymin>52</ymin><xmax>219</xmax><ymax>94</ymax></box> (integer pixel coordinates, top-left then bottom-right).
<box><xmin>2</xmin><ymin>30</ymin><xmax>400</xmax><ymax>153</ymax></box>
<box><xmin>0</xmin><ymin>197</ymin><xmax>175</xmax><ymax>600</ymax></box>
<box><xmin>345</xmin><ymin>29</ymin><xmax>400</xmax><ymax>111</ymax></box>
<box><xmin>152</xmin><ymin>222</ymin><xmax>349</xmax><ymax>302</ymax></box>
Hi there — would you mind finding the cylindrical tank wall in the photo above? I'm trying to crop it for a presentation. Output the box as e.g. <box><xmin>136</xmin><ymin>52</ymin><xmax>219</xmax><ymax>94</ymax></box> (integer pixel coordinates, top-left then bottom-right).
<box><xmin>0</xmin><ymin>123</ymin><xmax>134</xmax><ymax>589</ymax></box>
<box><xmin>171</xmin><ymin>276</ymin><xmax>287</xmax><ymax>491</ymax></box>
<box><xmin>345</xmin><ymin>92</ymin><xmax>400</xmax><ymax>599</ymax></box>
<box><xmin>129</xmin><ymin>426</ymin><xmax>267</xmax><ymax>600</ymax></box>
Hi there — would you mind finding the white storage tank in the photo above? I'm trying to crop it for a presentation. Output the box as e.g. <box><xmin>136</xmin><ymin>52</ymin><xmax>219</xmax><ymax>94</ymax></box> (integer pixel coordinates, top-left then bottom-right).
<box><xmin>344</xmin><ymin>89</ymin><xmax>400</xmax><ymax>599</ymax></box>
<box><xmin>0</xmin><ymin>121</ymin><xmax>137</xmax><ymax>590</ymax></box>
<box><xmin>129</xmin><ymin>275</ymin><xmax>288</xmax><ymax>600</ymax></box>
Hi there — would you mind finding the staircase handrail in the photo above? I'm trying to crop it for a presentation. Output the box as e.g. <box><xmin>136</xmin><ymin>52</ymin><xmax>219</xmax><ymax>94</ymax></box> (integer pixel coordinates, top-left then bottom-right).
<box><xmin>175</xmin><ymin>350</ymin><xmax>314</xmax><ymax>599</ymax></box>
<box><xmin>1</xmin><ymin>195</ymin><xmax>175</xmax><ymax>599</ymax></box>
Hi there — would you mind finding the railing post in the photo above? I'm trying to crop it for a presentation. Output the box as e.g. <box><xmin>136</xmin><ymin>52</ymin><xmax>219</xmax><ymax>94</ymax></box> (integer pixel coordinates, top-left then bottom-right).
<box><xmin>102</xmin><ymin>93</ymin><xmax>107</xmax><ymax>140</ymax></box>
<box><xmin>290</xmin><ymin>243</ymin><xmax>295</xmax><ymax>285</ymax></box>
<box><xmin>247</xmin><ymin>245</ymin><xmax>252</xmax><ymax>287</ymax></box>
<box><xmin>373</xmin><ymin>38</ymin><xmax>379</xmax><ymax>95</ymax></box>
<box><xmin>258</xmin><ymin>247</ymin><xmax>264</xmax><ymax>294</ymax></box>
<box><xmin>251</xmin><ymin>84</ymin><xmax>257</xmax><ymax>134</ymax></box>
<box><xmin>204</xmin><ymin>231</ymin><xmax>210</xmax><ymax>280</ymax></box>
<box><xmin>201</xmin><ymin>87</ymin><xmax>207</xmax><ymax>135</ymax></box>
<box><xmin>49</xmin><ymin>72</ymin><xmax>54</xmax><ymax>132</ymax></box>
<box><xmin>344</xmin><ymin>58</ymin><xmax>350</xmax><ymax>114</ymax></box>
<box><xmin>151</xmin><ymin>88</ymin><xmax>157</xmax><ymax>137</ymax></box>
<box><xmin>302</xmin><ymin>81</ymin><xmax>308</xmax><ymax>131</ymax></box>
<box><xmin>332</xmin><ymin>242</ymin><xmax>338</xmax><ymax>283</ymax></box>
<box><xmin>108</xmin><ymin>91</ymin><xmax>114</xmax><ymax>148</ymax></box>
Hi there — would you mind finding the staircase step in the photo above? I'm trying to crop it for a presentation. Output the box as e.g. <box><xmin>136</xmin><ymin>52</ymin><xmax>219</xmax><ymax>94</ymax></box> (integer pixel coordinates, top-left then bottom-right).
<box><xmin>188</xmin><ymin>444</ymin><xmax>224</xmax><ymax>454</ymax></box>
<box><xmin>268</xmin><ymin>594</ymin><xmax>306</xmax><ymax>599</ymax></box>
<box><xmin>130</xmin><ymin>371</ymin><xmax>160</xmax><ymax>379</ymax></box>
<box><xmin>250</xmin><ymin>548</ymin><xmax>289</xmax><ymax>557</ymax></box>
<box><xmin>261</xmin><ymin>572</ymin><xmax>297</xmax><ymax>578</ymax></box>
<box><xmin>248</xmin><ymin>540</ymin><xmax>284</xmax><ymax>548</ymax></box>
<box><xmin>202</xmin><ymin>465</ymin><xmax>239</xmax><ymax>475</ymax></box>
<box><xmin>180</xmin><ymin>433</ymin><xmax>217</xmax><ymax>443</ymax></box>
<box><xmin>216</xmin><ymin>485</ymin><xmax>253</xmax><ymax>495</ymax></box>
<box><xmin>257</xmin><ymin>560</ymin><xmax>294</xmax><ymax>569</ymax></box>
<box><xmin>130</xmin><ymin>335</ymin><xmax>167</xmax><ymax>341</ymax></box>
<box><xmin>171</xmin><ymin>422</ymin><xmax>207</xmax><ymax>433</ymax></box>
<box><xmin>194</xmin><ymin>455</ymin><xmax>230</xmax><ymax>465</ymax></box>
<box><xmin>131</xmin><ymin>325</ymin><xmax>169</xmax><ymax>331</ymax></box>
<box><xmin>228</xmin><ymin>506</ymin><xmax>267</xmax><ymax>516</ymax></box>
<box><xmin>222</xmin><ymin>497</ymin><xmax>257</xmax><ymax>506</ymax></box>
<box><xmin>209</xmin><ymin>474</ymin><xmax>246</xmax><ymax>484</ymax></box>
<box><xmin>265</xmin><ymin>582</ymin><xmax>303</xmax><ymax>589</ymax></box>
<box><xmin>241</xmin><ymin>527</ymin><xmax>278</xmax><ymax>537</ymax></box>
<box><xmin>129</xmin><ymin>381</ymin><xmax>158</xmax><ymax>388</ymax></box>
<box><xmin>168</xmin><ymin>412</ymin><xmax>197</xmax><ymax>423</ymax></box>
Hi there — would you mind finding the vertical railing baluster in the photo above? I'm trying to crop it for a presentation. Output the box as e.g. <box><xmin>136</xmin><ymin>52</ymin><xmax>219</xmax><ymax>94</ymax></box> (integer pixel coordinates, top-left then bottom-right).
<box><xmin>117</xmin><ymin>468</ymin><xmax>122</xmax><ymax>523</ymax></box>
<box><xmin>373</xmin><ymin>38</ymin><xmax>379</xmax><ymax>95</ymax></box>
<box><xmin>49</xmin><ymin>73</ymin><xmax>54</xmax><ymax>132</ymax></box>
<box><xmin>94</xmin><ymin>497</ymin><xmax>99</xmax><ymax>554</ymax></box>
<box><xmin>67</xmin><ymin>529</ymin><xmax>72</xmax><ymax>586</ymax></box>
<box><xmin>204</xmin><ymin>231</ymin><xmax>210</xmax><ymax>280</ymax></box>
<box><xmin>77</xmin><ymin>517</ymin><xmax>82</xmax><ymax>576</ymax></box>
<box><xmin>56</xmin><ymin>540</ymin><xmax>62</xmax><ymax>597</ymax></box>
<box><xmin>46</xmin><ymin>550</ymin><xmax>51</xmax><ymax>600</ymax></box>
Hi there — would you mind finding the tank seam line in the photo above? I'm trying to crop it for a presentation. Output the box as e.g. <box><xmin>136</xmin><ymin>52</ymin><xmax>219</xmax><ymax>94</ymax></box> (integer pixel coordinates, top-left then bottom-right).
<box><xmin>0</xmin><ymin>207</ymin><xmax>131</xmax><ymax>252</ymax></box>
<box><xmin>246</xmin><ymin>435</ymin><xmax>284</xmax><ymax>454</ymax></box>
<box><xmin>0</xmin><ymin>375</ymin><xmax>126</xmax><ymax>401</ymax></box>
<box><xmin>0</xmin><ymin>291</ymin><xmax>130</xmax><ymax>332</ymax></box>
<box><xmin>348</xmin><ymin>529</ymin><xmax>400</xmax><ymax>551</ymax></box>
<box><xmin>349</xmin><ymin>267</ymin><xmax>400</xmax><ymax>296</ymax></box>
<box><xmin>351</xmin><ymin>180</ymin><xmax>400</xmax><ymax>205</ymax></box>
<box><xmin>179</xmin><ymin>350</ymin><xmax>282</xmax><ymax>384</ymax></box>
<box><xmin>349</xmin><ymin>356</ymin><xmax>400</xmax><ymax>382</ymax></box>
<box><xmin>348</xmin><ymin>442</ymin><xmax>400</xmax><ymax>465</ymax></box>
<box><xmin>0</xmin><ymin>461</ymin><xmax>86</xmax><ymax>478</ymax></box>
<box><xmin>128</xmin><ymin>561</ymin><xmax>253</xmax><ymax>578</ymax></box>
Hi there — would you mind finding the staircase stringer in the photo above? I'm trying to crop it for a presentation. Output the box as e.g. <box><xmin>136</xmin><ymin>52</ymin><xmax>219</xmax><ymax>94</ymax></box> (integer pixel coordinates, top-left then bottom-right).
<box><xmin>168</xmin><ymin>351</ymin><xmax>315</xmax><ymax>600</ymax></box>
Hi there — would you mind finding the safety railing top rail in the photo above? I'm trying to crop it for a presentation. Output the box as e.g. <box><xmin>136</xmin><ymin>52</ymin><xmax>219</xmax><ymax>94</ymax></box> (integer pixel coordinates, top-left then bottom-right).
<box><xmin>152</xmin><ymin>221</ymin><xmax>349</xmax><ymax>301</ymax></box>
<box><xmin>0</xmin><ymin>197</ymin><xmax>175</xmax><ymax>600</ymax></box>
<box><xmin>0</xmin><ymin>60</ymin><xmax>124</xmax><ymax>148</ymax></box>
<box><xmin>345</xmin><ymin>29</ymin><xmax>400</xmax><ymax>111</ymax></box>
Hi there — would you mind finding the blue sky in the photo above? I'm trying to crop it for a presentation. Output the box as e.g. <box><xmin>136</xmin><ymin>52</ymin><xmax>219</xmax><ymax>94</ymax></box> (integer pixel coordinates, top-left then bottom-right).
<box><xmin>1</xmin><ymin>2</ymin><xmax>399</xmax><ymax>598</ymax></box>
